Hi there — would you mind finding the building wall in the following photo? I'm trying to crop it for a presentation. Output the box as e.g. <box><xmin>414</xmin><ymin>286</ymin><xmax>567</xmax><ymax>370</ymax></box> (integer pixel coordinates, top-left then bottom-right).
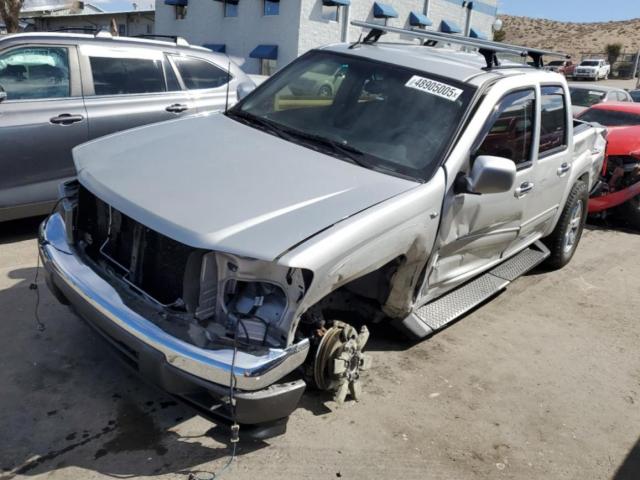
<box><xmin>155</xmin><ymin>1</ymin><xmax>303</xmax><ymax>74</ymax></box>
<box><xmin>34</xmin><ymin>12</ymin><xmax>155</xmax><ymax>36</ymax></box>
<box><xmin>155</xmin><ymin>0</ymin><xmax>497</xmax><ymax>74</ymax></box>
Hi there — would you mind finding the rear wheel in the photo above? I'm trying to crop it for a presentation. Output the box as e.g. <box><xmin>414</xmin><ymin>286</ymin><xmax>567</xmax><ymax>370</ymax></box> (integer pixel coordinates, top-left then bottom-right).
<box><xmin>542</xmin><ymin>180</ymin><xmax>589</xmax><ymax>269</ymax></box>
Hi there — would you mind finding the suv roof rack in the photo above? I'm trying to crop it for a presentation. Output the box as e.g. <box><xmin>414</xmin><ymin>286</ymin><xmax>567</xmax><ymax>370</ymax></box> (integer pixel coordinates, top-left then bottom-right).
<box><xmin>53</xmin><ymin>27</ymin><xmax>98</xmax><ymax>33</ymax></box>
<box><xmin>350</xmin><ymin>20</ymin><xmax>570</xmax><ymax>69</ymax></box>
<box><xmin>132</xmin><ymin>34</ymin><xmax>190</xmax><ymax>47</ymax></box>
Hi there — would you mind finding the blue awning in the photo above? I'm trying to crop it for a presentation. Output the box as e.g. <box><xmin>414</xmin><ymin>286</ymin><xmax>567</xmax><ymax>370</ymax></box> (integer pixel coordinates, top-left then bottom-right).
<box><xmin>322</xmin><ymin>0</ymin><xmax>350</xmax><ymax>6</ymax></box>
<box><xmin>440</xmin><ymin>19</ymin><xmax>462</xmax><ymax>34</ymax></box>
<box><xmin>373</xmin><ymin>2</ymin><xmax>398</xmax><ymax>19</ymax></box>
<box><xmin>203</xmin><ymin>43</ymin><xmax>226</xmax><ymax>53</ymax></box>
<box><xmin>250</xmin><ymin>44</ymin><xmax>278</xmax><ymax>60</ymax></box>
<box><xmin>409</xmin><ymin>11</ymin><xmax>432</xmax><ymax>27</ymax></box>
<box><xmin>469</xmin><ymin>28</ymin><xmax>488</xmax><ymax>39</ymax></box>
<box><xmin>165</xmin><ymin>0</ymin><xmax>188</xmax><ymax>5</ymax></box>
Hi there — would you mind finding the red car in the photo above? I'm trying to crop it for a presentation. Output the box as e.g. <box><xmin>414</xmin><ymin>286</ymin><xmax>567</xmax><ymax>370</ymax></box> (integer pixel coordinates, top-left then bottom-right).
<box><xmin>579</xmin><ymin>102</ymin><xmax>640</xmax><ymax>227</ymax></box>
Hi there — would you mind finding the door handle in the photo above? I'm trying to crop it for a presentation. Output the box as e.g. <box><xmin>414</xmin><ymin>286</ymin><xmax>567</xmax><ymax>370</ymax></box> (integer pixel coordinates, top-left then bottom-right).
<box><xmin>50</xmin><ymin>113</ymin><xmax>84</xmax><ymax>125</ymax></box>
<box><xmin>166</xmin><ymin>103</ymin><xmax>189</xmax><ymax>113</ymax></box>
<box><xmin>557</xmin><ymin>162</ymin><xmax>571</xmax><ymax>176</ymax></box>
<box><xmin>515</xmin><ymin>181</ymin><xmax>534</xmax><ymax>198</ymax></box>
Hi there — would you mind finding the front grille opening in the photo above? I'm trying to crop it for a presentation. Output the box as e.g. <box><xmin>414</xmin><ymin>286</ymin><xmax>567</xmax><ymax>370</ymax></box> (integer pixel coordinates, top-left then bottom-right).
<box><xmin>76</xmin><ymin>186</ymin><xmax>197</xmax><ymax>307</ymax></box>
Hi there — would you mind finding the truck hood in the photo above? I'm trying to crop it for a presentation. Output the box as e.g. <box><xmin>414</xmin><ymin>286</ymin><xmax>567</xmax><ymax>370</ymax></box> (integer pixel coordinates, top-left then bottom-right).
<box><xmin>73</xmin><ymin>113</ymin><xmax>418</xmax><ymax>261</ymax></box>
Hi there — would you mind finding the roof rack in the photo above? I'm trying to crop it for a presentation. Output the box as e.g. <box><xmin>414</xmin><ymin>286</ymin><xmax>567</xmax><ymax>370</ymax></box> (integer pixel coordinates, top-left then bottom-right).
<box><xmin>350</xmin><ymin>20</ymin><xmax>569</xmax><ymax>69</ymax></box>
<box><xmin>95</xmin><ymin>30</ymin><xmax>113</xmax><ymax>38</ymax></box>
<box><xmin>52</xmin><ymin>27</ymin><xmax>98</xmax><ymax>33</ymax></box>
<box><xmin>132</xmin><ymin>34</ymin><xmax>190</xmax><ymax>47</ymax></box>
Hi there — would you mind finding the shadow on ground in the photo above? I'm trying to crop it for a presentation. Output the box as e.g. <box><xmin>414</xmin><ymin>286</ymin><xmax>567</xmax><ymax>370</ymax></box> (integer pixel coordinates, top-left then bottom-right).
<box><xmin>0</xmin><ymin>267</ymin><xmax>268</xmax><ymax>479</ymax></box>
<box><xmin>614</xmin><ymin>437</ymin><xmax>640</xmax><ymax>480</ymax></box>
<box><xmin>0</xmin><ymin>217</ymin><xmax>44</xmax><ymax>245</ymax></box>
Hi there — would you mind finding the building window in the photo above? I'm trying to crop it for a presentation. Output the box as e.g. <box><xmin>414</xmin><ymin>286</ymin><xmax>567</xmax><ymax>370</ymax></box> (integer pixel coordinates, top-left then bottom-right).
<box><xmin>118</xmin><ymin>24</ymin><xmax>126</xmax><ymax>36</ymax></box>
<box><xmin>322</xmin><ymin>5</ymin><xmax>339</xmax><ymax>22</ymax></box>
<box><xmin>264</xmin><ymin>0</ymin><xmax>279</xmax><ymax>16</ymax></box>
<box><xmin>224</xmin><ymin>1</ymin><xmax>238</xmax><ymax>17</ymax></box>
<box><xmin>261</xmin><ymin>59</ymin><xmax>277</xmax><ymax>76</ymax></box>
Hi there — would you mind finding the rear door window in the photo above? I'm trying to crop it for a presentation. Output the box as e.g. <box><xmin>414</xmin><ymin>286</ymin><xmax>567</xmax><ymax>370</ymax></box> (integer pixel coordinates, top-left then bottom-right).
<box><xmin>0</xmin><ymin>46</ymin><xmax>70</xmax><ymax>100</ymax></box>
<box><xmin>475</xmin><ymin>89</ymin><xmax>536</xmax><ymax>168</ymax></box>
<box><xmin>539</xmin><ymin>86</ymin><xmax>568</xmax><ymax>156</ymax></box>
<box><xmin>172</xmin><ymin>56</ymin><xmax>230</xmax><ymax>90</ymax></box>
<box><xmin>89</xmin><ymin>56</ymin><xmax>166</xmax><ymax>95</ymax></box>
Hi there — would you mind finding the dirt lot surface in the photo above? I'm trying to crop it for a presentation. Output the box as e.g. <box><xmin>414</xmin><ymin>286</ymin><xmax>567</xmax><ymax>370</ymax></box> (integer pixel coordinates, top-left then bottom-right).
<box><xmin>1</xmin><ymin>217</ymin><xmax>639</xmax><ymax>480</ymax></box>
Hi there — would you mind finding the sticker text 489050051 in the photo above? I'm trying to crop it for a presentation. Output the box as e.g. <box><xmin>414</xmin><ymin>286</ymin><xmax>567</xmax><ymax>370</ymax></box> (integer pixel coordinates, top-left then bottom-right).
<box><xmin>405</xmin><ymin>75</ymin><xmax>463</xmax><ymax>102</ymax></box>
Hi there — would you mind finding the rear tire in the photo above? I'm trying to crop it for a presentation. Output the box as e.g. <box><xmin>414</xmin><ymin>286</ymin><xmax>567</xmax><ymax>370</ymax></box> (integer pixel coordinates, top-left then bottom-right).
<box><xmin>619</xmin><ymin>195</ymin><xmax>640</xmax><ymax>230</ymax></box>
<box><xmin>542</xmin><ymin>180</ymin><xmax>589</xmax><ymax>270</ymax></box>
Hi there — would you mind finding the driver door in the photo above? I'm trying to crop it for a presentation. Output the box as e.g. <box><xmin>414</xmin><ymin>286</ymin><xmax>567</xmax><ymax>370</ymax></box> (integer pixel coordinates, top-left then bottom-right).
<box><xmin>424</xmin><ymin>89</ymin><xmax>537</xmax><ymax>297</ymax></box>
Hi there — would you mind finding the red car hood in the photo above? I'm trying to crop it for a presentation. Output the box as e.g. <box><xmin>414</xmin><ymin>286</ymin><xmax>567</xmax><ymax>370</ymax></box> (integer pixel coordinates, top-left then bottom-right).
<box><xmin>606</xmin><ymin>126</ymin><xmax>640</xmax><ymax>156</ymax></box>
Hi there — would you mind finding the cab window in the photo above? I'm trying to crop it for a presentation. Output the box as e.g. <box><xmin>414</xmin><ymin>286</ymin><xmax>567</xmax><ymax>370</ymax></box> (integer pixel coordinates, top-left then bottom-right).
<box><xmin>539</xmin><ymin>86</ymin><xmax>568</xmax><ymax>156</ymax></box>
<box><xmin>475</xmin><ymin>89</ymin><xmax>535</xmax><ymax>167</ymax></box>
<box><xmin>0</xmin><ymin>46</ymin><xmax>70</xmax><ymax>100</ymax></box>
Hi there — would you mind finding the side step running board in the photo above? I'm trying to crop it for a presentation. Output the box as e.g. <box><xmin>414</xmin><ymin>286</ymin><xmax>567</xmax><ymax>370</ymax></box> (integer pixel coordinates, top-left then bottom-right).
<box><xmin>398</xmin><ymin>241</ymin><xmax>550</xmax><ymax>339</ymax></box>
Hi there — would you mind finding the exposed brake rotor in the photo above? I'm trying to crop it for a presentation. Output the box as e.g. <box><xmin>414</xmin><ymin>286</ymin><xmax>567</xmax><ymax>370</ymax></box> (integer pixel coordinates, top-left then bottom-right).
<box><xmin>313</xmin><ymin>321</ymin><xmax>372</xmax><ymax>404</ymax></box>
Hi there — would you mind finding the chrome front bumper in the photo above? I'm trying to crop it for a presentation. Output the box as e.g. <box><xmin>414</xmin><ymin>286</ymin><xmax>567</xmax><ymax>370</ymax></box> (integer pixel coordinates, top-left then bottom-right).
<box><xmin>39</xmin><ymin>213</ymin><xmax>310</xmax><ymax>392</ymax></box>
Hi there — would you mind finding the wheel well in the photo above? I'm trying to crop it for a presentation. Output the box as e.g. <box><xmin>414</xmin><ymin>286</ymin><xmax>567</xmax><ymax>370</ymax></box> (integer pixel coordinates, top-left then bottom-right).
<box><xmin>578</xmin><ymin>172</ymin><xmax>590</xmax><ymax>186</ymax></box>
<box><xmin>301</xmin><ymin>256</ymin><xmax>405</xmax><ymax>326</ymax></box>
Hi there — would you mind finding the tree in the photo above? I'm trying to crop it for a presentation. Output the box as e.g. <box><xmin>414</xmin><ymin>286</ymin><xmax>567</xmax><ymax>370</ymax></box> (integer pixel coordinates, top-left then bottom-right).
<box><xmin>493</xmin><ymin>29</ymin><xmax>506</xmax><ymax>43</ymax></box>
<box><xmin>605</xmin><ymin>43</ymin><xmax>623</xmax><ymax>65</ymax></box>
<box><xmin>0</xmin><ymin>0</ymin><xmax>24</xmax><ymax>34</ymax></box>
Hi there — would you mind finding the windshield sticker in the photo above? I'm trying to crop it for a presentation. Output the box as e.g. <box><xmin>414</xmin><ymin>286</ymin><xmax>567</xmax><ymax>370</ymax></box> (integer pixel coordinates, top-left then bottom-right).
<box><xmin>405</xmin><ymin>76</ymin><xmax>463</xmax><ymax>102</ymax></box>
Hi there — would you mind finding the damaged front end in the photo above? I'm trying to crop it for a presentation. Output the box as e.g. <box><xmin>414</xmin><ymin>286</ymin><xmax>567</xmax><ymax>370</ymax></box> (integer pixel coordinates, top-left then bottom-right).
<box><xmin>39</xmin><ymin>182</ymin><xmax>317</xmax><ymax>435</ymax></box>
<box><xmin>589</xmin><ymin>150</ymin><xmax>640</xmax><ymax>221</ymax></box>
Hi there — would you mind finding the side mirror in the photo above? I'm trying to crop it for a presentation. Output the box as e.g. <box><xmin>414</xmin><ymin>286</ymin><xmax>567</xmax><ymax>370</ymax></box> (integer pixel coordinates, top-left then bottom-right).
<box><xmin>237</xmin><ymin>82</ymin><xmax>256</xmax><ymax>101</ymax></box>
<box><xmin>464</xmin><ymin>155</ymin><xmax>516</xmax><ymax>195</ymax></box>
<box><xmin>0</xmin><ymin>85</ymin><xmax>6</xmax><ymax>103</ymax></box>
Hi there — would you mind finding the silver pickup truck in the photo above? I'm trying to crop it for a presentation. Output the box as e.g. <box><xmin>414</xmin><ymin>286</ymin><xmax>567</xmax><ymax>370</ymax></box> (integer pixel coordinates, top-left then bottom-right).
<box><xmin>40</xmin><ymin>24</ymin><xmax>606</xmax><ymax>437</ymax></box>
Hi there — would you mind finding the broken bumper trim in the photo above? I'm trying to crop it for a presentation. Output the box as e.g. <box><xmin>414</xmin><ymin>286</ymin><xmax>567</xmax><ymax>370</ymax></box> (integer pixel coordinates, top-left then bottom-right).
<box><xmin>39</xmin><ymin>213</ymin><xmax>310</xmax><ymax>393</ymax></box>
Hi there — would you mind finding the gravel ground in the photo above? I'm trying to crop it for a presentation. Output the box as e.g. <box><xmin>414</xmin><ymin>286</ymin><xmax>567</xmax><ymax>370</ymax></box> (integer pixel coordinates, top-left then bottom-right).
<box><xmin>0</xmin><ymin>216</ymin><xmax>639</xmax><ymax>480</ymax></box>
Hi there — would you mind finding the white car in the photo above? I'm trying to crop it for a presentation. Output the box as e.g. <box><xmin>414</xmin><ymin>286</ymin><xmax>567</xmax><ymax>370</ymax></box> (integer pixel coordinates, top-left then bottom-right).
<box><xmin>573</xmin><ymin>59</ymin><xmax>610</xmax><ymax>81</ymax></box>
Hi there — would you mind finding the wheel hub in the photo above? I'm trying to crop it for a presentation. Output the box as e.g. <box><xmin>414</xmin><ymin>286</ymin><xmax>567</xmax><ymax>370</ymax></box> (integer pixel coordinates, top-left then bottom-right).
<box><xmin>313</xmin><ymin>321</ymin><xmax>372</xmax><ymax>404</ymax></box>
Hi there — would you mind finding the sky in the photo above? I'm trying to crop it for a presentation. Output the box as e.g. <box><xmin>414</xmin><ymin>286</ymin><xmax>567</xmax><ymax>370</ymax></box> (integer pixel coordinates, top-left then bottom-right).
<box><xmin>498</xmin><ymin>0</ymin><xmax>640</xmax><ymax>23</ymax></box>
<box><xmin>94</xmin><ymin>0</ymin><xmax>639</xmax><ymax>23</ymax></box>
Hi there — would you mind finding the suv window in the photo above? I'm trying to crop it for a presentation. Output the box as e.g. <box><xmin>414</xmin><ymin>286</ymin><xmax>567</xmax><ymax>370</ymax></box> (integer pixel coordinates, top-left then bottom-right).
<box><xmin>616</xmin><ymin>91</ymin><xmax>629</xmax><ymax>102</ymax></box>
<box><xmin>90</xmin><ymin>56</ymin><xmax>166</xmax><ymax>95</ymax></box>
<box><xmin>539</xmin><ymin>86</ymin><xmax>567</xmax><ymax>155</ymax></box>
<box><xmin>475</xmin><ymin>90</ymin><xmax>535</xmax><ymax>167</ymax></box>
<box><xmin>0</xmin><ymin>46</ymin><xmax>70</xmax><ymax>100</ymax></box>
<box><xmin>172</xmin><ymin>56</ymin><xmax>230</xmax><ymax>90</ymax></box>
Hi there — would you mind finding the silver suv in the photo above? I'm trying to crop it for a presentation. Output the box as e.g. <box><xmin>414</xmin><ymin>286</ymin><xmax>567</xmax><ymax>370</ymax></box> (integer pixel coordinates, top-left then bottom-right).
<box><xmin>0</xmin><ymin>32</ymin><xmax>254</xmax><ymax>222</ymax></box>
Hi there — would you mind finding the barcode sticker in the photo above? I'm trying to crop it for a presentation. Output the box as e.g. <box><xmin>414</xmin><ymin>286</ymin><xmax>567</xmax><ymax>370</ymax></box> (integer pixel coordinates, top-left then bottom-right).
<box><xmin>405</xmin><ymin>75</ymin><xmax>463</xmax><ymax>102</ymax></box>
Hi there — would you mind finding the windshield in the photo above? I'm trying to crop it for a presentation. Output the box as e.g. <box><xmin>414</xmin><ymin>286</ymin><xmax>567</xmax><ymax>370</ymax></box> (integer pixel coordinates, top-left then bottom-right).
<box><xmin>229</xmin><ymin>51</ymin><xmax>476</xmax><ymax>181</ymax></box>
<box><xmin>580</xmin><ymin>61</ymin><xmax>600</xmax><ymax>67</ymax></box>
<box><xmin>580</xmin><ymin>109</ymin><xmax>640</xmax><ymax>127</ymax></box>
<box><xmin>570</xmin><ymin>88</ymin><xmax>606</xmax><ymax>107</ymax></box>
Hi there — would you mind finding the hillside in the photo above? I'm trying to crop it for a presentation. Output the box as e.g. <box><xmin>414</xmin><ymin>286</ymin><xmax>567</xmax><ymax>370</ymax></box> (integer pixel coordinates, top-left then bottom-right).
<box><xmin>499</xmin><ymin>15</ymin><xmax>640</xmax><ymax>62</ymax></box>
